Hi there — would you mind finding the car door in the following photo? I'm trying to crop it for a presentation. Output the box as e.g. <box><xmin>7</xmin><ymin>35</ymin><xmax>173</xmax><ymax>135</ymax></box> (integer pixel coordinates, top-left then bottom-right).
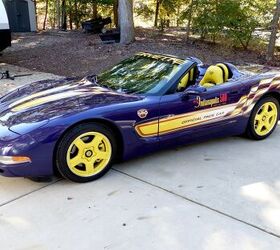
<box><xmin>158</xmin><ymin>81</ymin><xmax>246</xmax><ymax>147</ymax></box>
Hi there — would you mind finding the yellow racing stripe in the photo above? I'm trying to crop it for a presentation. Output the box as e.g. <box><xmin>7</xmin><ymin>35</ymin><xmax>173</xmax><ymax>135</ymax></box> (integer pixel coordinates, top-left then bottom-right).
<box><xmin>135</xmin><ymin>104</ymin><xmax>237</xmax><ymax>137</ymax></box>
<box><xmin>11</xmin><ymin>91</ymin><xmax>85</xmax><ymax>112</ymax></box>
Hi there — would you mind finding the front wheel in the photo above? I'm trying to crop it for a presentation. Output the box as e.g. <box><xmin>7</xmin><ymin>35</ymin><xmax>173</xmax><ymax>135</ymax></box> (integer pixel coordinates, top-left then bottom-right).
<box><xmin>246</xmin><ymin>97</ymin><xmax>279</xmax><ymax>140</ymax></box>
<box><xmin>56</xmin><ymin>123</ymin><xmax>117</xmax><ymax>183</ymax></box>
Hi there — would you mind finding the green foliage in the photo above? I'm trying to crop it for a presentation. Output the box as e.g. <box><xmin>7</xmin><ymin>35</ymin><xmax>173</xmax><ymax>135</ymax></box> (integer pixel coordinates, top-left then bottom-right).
<box><xmin>37</xmin><ymin>0</ymin><xmax>116</xmax><ymax>29</ymax></box>
<box><xmin>36</xmin><ymin>0</ymin><xmax>278</xmax><ymax>51</ymax></box>
<box><xmin>218</xmin><ymin>0</ymin><xmax>259</xmax><ymax>49</ymax></box>
<box><xmin>192</xmin><ymin>0</ymin><xmax>219</xmax><ymax>40</ymax></box>
<box><xmin>161</xmin><ymin>0</ymin><xmax>176</xmax><ymax>14</ymax></box>
<box><xmin>191</xmin><ymin>0</ymin><xmax>274</xmax><ymax>49</ymax></box>
<box><xmin>135</xmin><ymin>2</ymin><xmax>154</xmax><ymax>19</ymax></box>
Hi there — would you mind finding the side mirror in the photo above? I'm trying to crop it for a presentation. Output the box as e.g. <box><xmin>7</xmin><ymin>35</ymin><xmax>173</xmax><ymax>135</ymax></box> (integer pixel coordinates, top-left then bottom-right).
<box><xmin>181</xmin><ymin>87</ymin><xmax>206</xmax><ymax>100</ymax></box>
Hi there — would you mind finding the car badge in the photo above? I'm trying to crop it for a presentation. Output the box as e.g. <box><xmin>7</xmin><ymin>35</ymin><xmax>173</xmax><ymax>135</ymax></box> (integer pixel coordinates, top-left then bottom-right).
<box><xmin>137</xmin><ymin>109</ymin><xmax>148</xmax><ymax>119</ymax></box>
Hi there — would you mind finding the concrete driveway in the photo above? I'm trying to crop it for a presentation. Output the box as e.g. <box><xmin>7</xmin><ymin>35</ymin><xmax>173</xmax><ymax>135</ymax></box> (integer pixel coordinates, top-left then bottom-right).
<box><xmin>0</xmin><ymin>65</ymin><xmax>280</xmax><ymax>249</ymax></box>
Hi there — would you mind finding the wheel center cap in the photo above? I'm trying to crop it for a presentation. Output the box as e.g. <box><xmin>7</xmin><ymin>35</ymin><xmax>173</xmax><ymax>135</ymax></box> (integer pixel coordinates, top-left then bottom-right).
<box><xmin>262</xmin><ymin>116</ymin><xmax>266</xmax><ymax>121</ymax></box>
<box><xmin>85</xmin><ymin>150</ymin><xmax>93</xmax><ymax>157</ymax></box>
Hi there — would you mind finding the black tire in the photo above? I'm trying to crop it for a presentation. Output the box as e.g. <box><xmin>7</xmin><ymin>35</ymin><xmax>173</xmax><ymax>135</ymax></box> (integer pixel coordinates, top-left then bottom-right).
<box><xmin>55</xmin><ymin>123</ymin><xmax>117</xmax><ymax>183</ymax></box>
<box><xmin>246</xmin><ymin>96</ymin><xmax>279</xmax><ymax>140</ymax></box>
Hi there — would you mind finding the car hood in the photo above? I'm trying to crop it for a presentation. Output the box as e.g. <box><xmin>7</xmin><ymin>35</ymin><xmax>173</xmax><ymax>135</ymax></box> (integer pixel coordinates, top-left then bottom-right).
<box><xmin>0</xmin><ymin>77</ymin><xmax>141</xmax><ymax>128</ymax></box>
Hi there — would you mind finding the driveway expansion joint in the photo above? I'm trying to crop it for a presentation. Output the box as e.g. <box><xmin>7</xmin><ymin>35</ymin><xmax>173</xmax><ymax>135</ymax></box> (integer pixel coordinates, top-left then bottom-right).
<box><xmin>0</xmin><ymin>179</ymin><xmax>62</xmax><ymax>207</ymax></box>
<box><xmin>112</xmin><ymin>168</ymin><xmax>280</xmax><ymax>239</ymax></box>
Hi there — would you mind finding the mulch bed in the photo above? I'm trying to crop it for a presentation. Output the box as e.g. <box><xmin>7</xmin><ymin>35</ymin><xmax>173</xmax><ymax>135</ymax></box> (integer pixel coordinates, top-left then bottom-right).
<box><xmin>0</xmin><ymin>28</ymin><xmax>278</xmax><ymax>77</ymax></box>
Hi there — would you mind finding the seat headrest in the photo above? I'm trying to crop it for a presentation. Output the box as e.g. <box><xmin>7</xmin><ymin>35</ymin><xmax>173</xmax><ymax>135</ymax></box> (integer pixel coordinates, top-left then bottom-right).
<box><xmin>177</xmin><ymin>67</ymin><xmax>196</xmax><ymax>91</ymax></box>
<box><xmin>177</xmin><ymin>73</ymin><xmax>189</xmax><ymax>90</ymax></box>
<box><xmin>216</xmin><ymin>63</ymin><xmax>229</xmax><ymax>82</ymax></box>
<box><xmin>200</xmin><ymin>65</ymin><xmax>224</xmax><ymax>87</ymax></box>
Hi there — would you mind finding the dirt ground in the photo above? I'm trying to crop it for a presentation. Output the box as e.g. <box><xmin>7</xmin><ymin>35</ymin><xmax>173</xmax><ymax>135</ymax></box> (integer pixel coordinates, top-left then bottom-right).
<box><xmin>0</xmin><ymin>28</ymin><xmax>278</xmax><ymax>77</ymax></box>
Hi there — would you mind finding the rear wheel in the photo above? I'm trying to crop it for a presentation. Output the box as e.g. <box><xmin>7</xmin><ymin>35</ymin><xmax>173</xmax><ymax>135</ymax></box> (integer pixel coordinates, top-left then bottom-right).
<box><xmin>246</xmin><ymin>97</ymin><xmax>279</xmax><ymax>140</ymax></box>
<box><xmin>56</xmin><ymin>123</ymin><xmax>117</xmax><ymax>183</ymax></box>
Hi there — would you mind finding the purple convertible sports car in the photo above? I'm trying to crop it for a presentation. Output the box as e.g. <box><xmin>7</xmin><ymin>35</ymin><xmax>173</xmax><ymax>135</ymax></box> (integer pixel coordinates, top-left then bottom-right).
<box><xmin>0</xmin><ymin>52</ymin><xmax>279</xmax><ymax>182</ymax></box>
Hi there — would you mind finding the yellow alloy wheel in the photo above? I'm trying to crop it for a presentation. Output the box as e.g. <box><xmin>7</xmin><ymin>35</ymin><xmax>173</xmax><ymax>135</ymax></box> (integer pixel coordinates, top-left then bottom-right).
<box><xmin>66</xmin><ymin>132</ymin><xmax>112</xmax><ymax>177</ymax></box>
<box><xmin>254</xmin><ymin>102</ymin><xmax>278</xmax><ymax>136</ymax></box>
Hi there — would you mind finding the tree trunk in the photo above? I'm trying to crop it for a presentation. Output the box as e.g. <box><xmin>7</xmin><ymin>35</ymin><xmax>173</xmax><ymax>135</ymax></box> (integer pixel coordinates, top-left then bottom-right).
<box><xmin>34</xmin><ymin>0</ymin><xmax>38</xmax><ymax>30</ymax></box>
<box><xmin>113</xmin><ymin>0</ymin><xmax>119</xmax><ymax>28</ymax></box>
<box><xmin>176</xmin><ymin>5</ymin><xmax>180</xmax><ymax>27</ymax></box>
<box><xmin>186</xmin><ymin>0</ymin><xmax>194</xmax><ymax>40</ymax></box>
<box><xmin>74</xmin><ymin>0</ymin><xmax>79</xmax><ymax>29</ymax></box>
<box><xmin>61</xmin><ymin>0</ymin><xmax>67</xmax><ymax>30</ymax></box>
<box><xmin>92</xmin><ymin>0</ymin><xmax>98</xmax><ymax>19</ymax></box>
<box><xmin>56</xmin><ymin>0</ymin><xmax>60</xmax><ymax>29</ymax></box>
<box><xmin>43</xmin><ymin>0</ymin><xmax>49</xmax><ymax>30</ymax></box>
<box><xmin>267</xmin><ymin>0</ymin><xmax>280</xmax><ymax>62</ymax></box>
<box><xmin>154</xmin><ymin>0</ymin><xmax>160</xmax><ymax>27</ymax></box>
<box><xmin>69</xmin><ymin>1</ymin><xmax>73</xmax><ymax>30</ymax></box>
<box><xmin>119</xmin><ymin>0</ymin><xmax>135</xmax><ymax>44</ymax></box>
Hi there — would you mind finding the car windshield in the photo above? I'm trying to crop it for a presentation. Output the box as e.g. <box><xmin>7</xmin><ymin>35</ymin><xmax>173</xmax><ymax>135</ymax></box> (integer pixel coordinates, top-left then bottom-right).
<box><xmin>97</xmin><ymin>55</ymin><xmax>184</xmax><ymax>95</ymax></box>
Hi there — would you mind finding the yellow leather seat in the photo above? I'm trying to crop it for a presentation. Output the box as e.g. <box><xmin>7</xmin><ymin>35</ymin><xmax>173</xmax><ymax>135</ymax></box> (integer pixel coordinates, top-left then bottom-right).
<box><xmin>200</xmin><ymin>65</ymin><xmax>224</xmax><ymax>88</ymax></box>
<box><xmin>216</xmin><ymin>63</ymin><xmax>229</xmax><ymax>82</ymax></box>
<box><xmin>177</xmin><ymin>68</ymin><xmax>195</xmax><ymax>91</ymax></box>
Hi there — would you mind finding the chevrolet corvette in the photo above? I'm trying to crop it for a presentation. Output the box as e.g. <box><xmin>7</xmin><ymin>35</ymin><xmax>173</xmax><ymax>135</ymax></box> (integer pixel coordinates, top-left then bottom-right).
<box><xmin>0</xmin><ymin>52</ymin><xmax>279</xmax><ymax>182</ymax></box>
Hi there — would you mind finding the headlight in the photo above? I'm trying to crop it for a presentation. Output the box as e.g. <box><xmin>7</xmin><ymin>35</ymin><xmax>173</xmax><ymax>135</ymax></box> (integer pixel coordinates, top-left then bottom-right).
<box><xmin>0</xmin><ymin>156</ymin><xmax>31</xmax><ymax>165</ymax></box>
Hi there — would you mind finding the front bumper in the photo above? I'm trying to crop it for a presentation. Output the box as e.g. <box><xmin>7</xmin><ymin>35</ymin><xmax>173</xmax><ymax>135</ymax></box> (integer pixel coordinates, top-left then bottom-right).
<box><xmin>0</xmin><ymin>126</ymin><xmax>54</xmax><ymax>178</ymax></box>
<box><xmin>0</xmin><ymin>162</ymin><xmax>32</xmax><ymax>177</ymax></box>
<box><xmin>0</xmin><ymin>155</ymin><xmax>32</xmax><ymax>177</ymax></box>
<box><xmin>0</xmin><ymin>128</ymin><xmax>32</xmax><ymax>177</ymax></box>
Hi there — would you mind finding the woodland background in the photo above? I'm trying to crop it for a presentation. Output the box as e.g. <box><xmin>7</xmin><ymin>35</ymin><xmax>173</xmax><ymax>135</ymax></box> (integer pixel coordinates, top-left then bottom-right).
<box><xmin>33</xmin><ymin>0</ymin><xmax>280</xmax><ymax>62</ymax></box>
